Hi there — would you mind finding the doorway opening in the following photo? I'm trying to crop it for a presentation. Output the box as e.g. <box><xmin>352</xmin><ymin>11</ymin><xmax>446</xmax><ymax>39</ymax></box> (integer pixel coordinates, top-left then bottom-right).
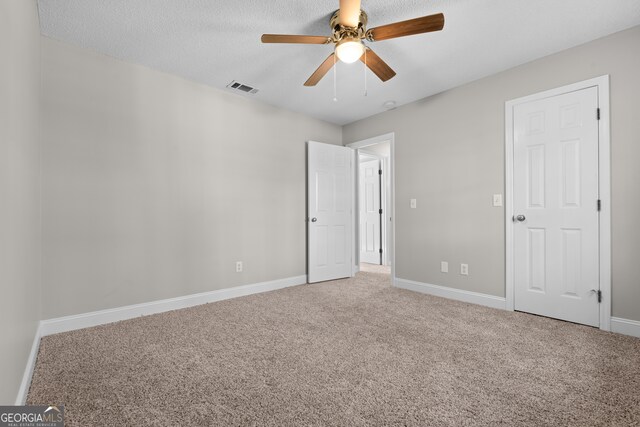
<box><xmin>347</xmin><ymin>133</ymin><xmax>395</xmax><ymax>282</ymax></box>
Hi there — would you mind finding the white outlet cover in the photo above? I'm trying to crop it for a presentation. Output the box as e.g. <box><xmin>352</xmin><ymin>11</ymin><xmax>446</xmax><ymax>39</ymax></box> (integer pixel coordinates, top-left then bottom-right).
<box><xmin>410</xmin><ymin>199</ymin><xmax>417</xmax><ymax>209</ymax></box>
<box><xmin>441</xmin><ymin>261</ymin><xmax>448</xmax><ymax>273</ymax></box>
<box><xmin>493</xmin><ymin>194</ymin><xmax>503</xmax><ymax>207</ymax></box>
<box><xmin>460</xmin><ymin>263</ymin><xmax>469</xmax><ymax>275</ymax></box>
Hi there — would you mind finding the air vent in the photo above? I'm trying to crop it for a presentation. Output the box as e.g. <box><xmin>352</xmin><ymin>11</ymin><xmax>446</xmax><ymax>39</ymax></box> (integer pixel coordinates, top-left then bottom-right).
<box><xmin>227</xmin><ymin>80</ymin><xmax>259</xmax><ymax>95</ymax></box>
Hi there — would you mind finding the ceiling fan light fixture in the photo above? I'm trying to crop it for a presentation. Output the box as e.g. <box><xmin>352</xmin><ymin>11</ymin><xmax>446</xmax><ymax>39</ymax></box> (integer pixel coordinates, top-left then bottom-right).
<box><xmin>335</xmin><ymin>38</ymin><xmax>364</xmax><ymax>64</ymax></box>
<box><xmin>262</xmin><ymin>3</ymin><xmax>444</xmax><ymax>86</ymax></box>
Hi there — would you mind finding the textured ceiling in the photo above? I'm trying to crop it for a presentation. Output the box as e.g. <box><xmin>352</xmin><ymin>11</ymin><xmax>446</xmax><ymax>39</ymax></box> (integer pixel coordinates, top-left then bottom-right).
<box><xmin>37</xmin><ymin>0</ymin><xmax>640</xmax><ymax>125</ymax></box>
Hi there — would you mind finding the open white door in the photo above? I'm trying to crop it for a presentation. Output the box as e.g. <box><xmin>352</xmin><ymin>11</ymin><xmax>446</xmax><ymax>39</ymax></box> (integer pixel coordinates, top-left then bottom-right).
<box><xmin>308</xmin><ymin>141</ymin><xmax>353</xmax><ymax>283</ymax></box>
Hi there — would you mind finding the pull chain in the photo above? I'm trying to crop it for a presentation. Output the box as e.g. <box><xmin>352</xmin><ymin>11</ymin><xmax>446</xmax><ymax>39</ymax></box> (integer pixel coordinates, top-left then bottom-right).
<box><xmin>333</xmin><ymin>53</ymin><xmax>338</xmax><ymax>102</ymax></box>
<box><xmin>364</xmin><ymin>46</ymin><xmax>368</xmax><ymax>97</ymax></box>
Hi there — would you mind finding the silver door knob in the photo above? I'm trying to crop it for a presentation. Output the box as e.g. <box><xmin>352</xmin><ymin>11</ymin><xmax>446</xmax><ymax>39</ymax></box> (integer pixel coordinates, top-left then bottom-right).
<box><xmin>514</xmin><ymin>214</ymin><xmax>526</xmax><ymax>222</ymax></box>
<box><xmin>311</xmin><ymin>217</ymin><xmax>317</xmax><ymax>222</ymax></box>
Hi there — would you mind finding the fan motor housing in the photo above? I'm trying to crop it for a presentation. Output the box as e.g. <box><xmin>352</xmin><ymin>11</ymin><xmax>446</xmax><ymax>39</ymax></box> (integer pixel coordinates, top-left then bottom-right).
<box><xmin>330</xmin><ymin>10</ymin><xmax>368</xmax><ymax>43</ymax></box>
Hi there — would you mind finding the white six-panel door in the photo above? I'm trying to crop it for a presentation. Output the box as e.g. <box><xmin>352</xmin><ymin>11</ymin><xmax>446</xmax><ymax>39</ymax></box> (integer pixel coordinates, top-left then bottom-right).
<box><xmin>360</xmin><ymin>158</ymin><xmax>381</xmax><ymax>265</ymax></box>
<box><xmin>513</xmin><ymin>87</ymin><xmax>600</xmax><ymax>327</ymax></box>
<box><xmin>308</xmin><ymin>141</ymin><xmax>353</xmax><ymax>283</ymax></box>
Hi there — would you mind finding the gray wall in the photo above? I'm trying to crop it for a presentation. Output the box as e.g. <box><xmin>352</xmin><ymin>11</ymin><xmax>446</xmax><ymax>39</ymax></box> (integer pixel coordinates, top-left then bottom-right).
<box><xmin>41</xmin><ymin>38</ymin><xmax>342</xmax><ymax>319</ymax></box>
<box><xmin>0</xmin><ymin>0</ymin><xmax>41</xmax><ymax>404</ymax></box>
<box><xmin>343</xmin><ymin>26</ymin><xmax>640</xmax><ymax>322</ymax></box>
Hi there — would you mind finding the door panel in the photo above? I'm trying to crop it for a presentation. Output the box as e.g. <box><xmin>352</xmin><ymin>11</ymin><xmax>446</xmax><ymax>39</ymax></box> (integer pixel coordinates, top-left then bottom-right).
<box><xmin>308</xmin><ymin>141</ymin><xmax>353</xmax><ymax>283</ymax></box>
<box><xmin>359</xmin><ymin>159</ymin><xmax>381</xmax><ymax>264</ymax></box>
<box><xmin>527</xmin><ymin>228</ymin><xmax>546</xmax><ymax>293</ymax></box>
<box><xmin>513</xmin><ymin>87</ymin><xmax>599</xmax><ymax>327</ymax></box>
<box><xmin>527</xmin><ymin>145</ymin><xmax>545</xmax><ymax>208</ymax></box>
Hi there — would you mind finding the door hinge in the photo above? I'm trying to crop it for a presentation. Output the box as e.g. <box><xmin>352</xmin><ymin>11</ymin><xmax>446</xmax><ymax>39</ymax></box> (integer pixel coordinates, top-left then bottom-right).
<box><xmin>592</xmin><ymin>289</ymin><xmax>602</xmax><ymax>303</ymax></box>
<box><xmin>379</xmin><ymin>209</ymin><xmax>383</xmax><ymax>215</ymax></box>
<box><xmin>597</xmin><ymin>199</ymin><xmax>601</xmax><ymax>211</ymax></box>
<box><xmin>379</xmin><ymin>248</ymin><xmax>383</xmax><ymax>254</ymax></box>
<box><xmin>597</xmin><ymin>108</ymin><xmax>600</xmax><ymax>120</ymax></box>
<box><xmin>379</xmin><ymin>169</ymin><xmax>382</xmax><ymax>175</ymax></box>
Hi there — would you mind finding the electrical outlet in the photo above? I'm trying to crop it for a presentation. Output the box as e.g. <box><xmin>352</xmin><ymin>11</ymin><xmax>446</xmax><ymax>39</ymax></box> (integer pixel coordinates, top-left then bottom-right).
<box><xmin>236</xmin><ymin>261</ymin><xmax>243</xmax><ymax>273</ymax></box>
<box><xmin>441</xmin><ymin>261</ymin><xmax>448</xmax><ymax>273</ymax></box>
<box><xmin>460</xmin><ymin>263</ymin><xmax>468</xmax><ymax>276</ymax></box>
<box><xmin>410</xmin><ymin>199</ymin><xmax>417</xmax><ymax>209</ymax></box>
<box><xmin>493</xmin><ymin>194</ymin><xmax>503</xmax><ymax>207</ymax></box>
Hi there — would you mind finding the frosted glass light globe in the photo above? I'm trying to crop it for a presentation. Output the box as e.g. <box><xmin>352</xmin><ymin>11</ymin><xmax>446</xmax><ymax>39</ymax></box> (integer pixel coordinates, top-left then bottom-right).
<box><xmin>335</xmin><ymin>38</ymin><xmax>365</xmax><ymax>64</ymax></box>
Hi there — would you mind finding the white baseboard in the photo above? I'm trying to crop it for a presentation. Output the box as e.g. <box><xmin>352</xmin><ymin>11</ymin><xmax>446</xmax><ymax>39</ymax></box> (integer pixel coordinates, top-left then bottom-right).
<box><xmin>15</xmin><ymin>327</ymin><xmax>41</xmax><ymax>405</ymax></box>
<box><xmin>394</xmin><ymin>277</ymin><xmax>507</xmax><ymax>310</ymax></box>
<box><xmin>39</xmin><ymin>275</ymin><xmax>307</xmax><ymax>337</ymax></box>
<box><xmin>611</xmin><ymin>317</ymin><xmax>640</xmax><ymax>338</ymax></box>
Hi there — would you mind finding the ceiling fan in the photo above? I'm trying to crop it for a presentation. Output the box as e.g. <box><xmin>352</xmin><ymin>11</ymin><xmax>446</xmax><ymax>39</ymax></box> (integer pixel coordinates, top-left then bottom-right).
<box><xmin>261</xmin><ymin>0</ymin><xmax>444</xmax><ymax>86</ymax></box>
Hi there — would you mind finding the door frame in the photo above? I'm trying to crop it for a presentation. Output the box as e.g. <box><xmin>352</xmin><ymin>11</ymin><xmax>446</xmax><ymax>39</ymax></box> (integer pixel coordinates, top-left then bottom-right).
<box><xmin>504</xmin><ymin>75</ymin><xmax>611</xmax><ymax>331</ymax></box>
<box><xmin>347</xmin><ymin>133</ymin><xmax>396</xmax><ymax>282</ymax></box>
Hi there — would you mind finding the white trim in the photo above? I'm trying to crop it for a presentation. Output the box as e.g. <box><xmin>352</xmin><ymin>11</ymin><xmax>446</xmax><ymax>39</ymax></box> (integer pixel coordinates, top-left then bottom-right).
<box><xmin>597</xmin><ymin>77</ymin><xmax>612</xmax><ymax>331</ymax></box>
<box><xmin>15</xmin><ymin>327</ymin><xmax>41</xmax><ymax>405</ymax></box>
<box><xmin>346</xmin><ymin>133</ymin><xmax>396</xmax><ymax>283</ymax></box>
<box><xmin>346</xmin><ymin>133</ymin><xmax>395</xmax><ymax>150</ymax></box>
<box><xmin>611</xmin><ymin>317</ymin><xmax>640</xmax><ymax>339</ymax></box>
<box><xmin>504</xmin><ymin>75</ymin><xmax>611</xmax><ymax>331</ymax></box>
<box><xmin>390</xmin><ymin>136</ymin><xmax>395</xmax><ymax>284</ymax></box>
<box><xmin>351</xmin><ymin>147</ymin><xmax>358</xmax><ymax>276</ymax></box>
<box><xmin>505</xmin><ymin>99</ymin><xmax>515</xmax><ymax>311</ymax></box>
<box><xmin>395</xmin><ymin>278</ymin><xmax>507</xmax><ymax>310</ymax></box>
<box><xmin>382</xmin><ymin>156</ymin><xmax>391</xmax><ymax>266</ymax></box>
<box><xmin>350</xmin><ymin>148</ymin><xmax>355</xmax><ymax>277</ymax></box>
<box><xmin>40</xmin><ymin>275</ymin><xmax>307</xmax><ymax>337</ymax></box>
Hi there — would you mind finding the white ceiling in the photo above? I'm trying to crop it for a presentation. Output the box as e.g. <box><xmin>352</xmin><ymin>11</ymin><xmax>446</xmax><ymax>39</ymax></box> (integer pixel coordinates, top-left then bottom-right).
<box><xmin>37</xmin><ymin>0</ymin><xmax>640</xmax><ymax>125</ymax></box>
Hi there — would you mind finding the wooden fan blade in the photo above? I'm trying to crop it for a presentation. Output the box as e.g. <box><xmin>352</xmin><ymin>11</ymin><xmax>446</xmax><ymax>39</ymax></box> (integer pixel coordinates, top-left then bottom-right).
<box><xmin>367</xmin><ymin>13</ymin><xmax>444</xmax><ymax>41</ymax></box>
<box><xmin>304</xmin><ymin>53</ymin><xmax>336</xmax><ymax>86</ymax></box>
<box><xmin>339</xmin><ymin>0</ymin><xmax>361</xmax><ymax>27</ymax></box>
<box><xmin>360</xmin><ymin>48</ymin><xmax>396</xmax><ymax>82</ymax></box>
<box><xmin>261</xmin><ymin>34</ymin><xmax>331</xmax><ymax>44</ymax></box>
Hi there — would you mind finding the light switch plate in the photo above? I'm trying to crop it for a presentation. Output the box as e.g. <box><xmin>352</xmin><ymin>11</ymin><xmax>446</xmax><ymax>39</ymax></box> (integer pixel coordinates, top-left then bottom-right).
<box><xmin>493</xmin><ymin>194</ymin><xmax>503</xmax><ymax>207</ymax></box>
<box><xmin>410</xmin><ymin>199</ymin><xmax>417</xmax><ymax>209</ymax></box>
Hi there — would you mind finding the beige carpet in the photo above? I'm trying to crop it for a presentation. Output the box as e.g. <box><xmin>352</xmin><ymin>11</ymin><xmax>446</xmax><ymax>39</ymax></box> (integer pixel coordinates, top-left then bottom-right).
<box><xmin>28</xmin><ymin>272</ymin><xmax>640</xmax><ymax>426</ymax></box>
